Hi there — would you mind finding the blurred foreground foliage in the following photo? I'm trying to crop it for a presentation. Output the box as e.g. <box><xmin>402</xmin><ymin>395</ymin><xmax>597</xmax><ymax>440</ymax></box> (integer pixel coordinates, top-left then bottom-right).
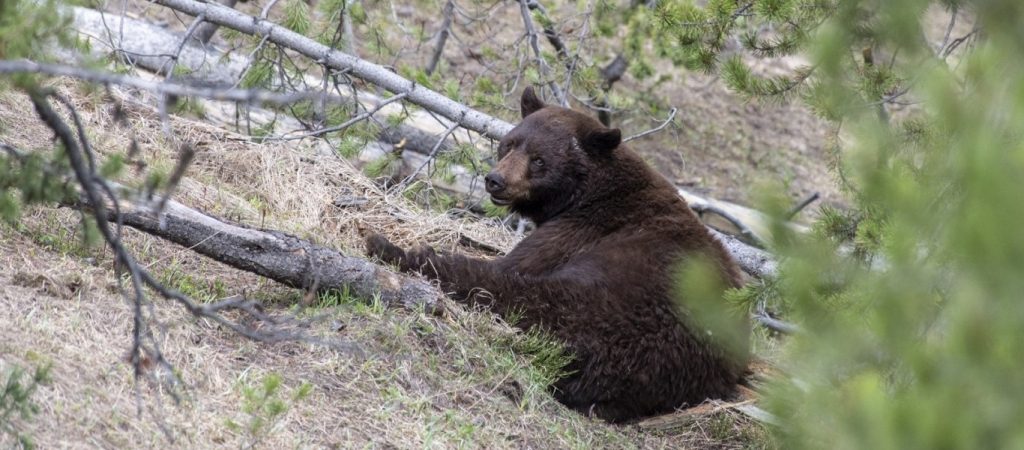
<box><xmin>655</xmin><ymin>0</ymin><xmax>1024</xmax><ymax>447</ymax></box>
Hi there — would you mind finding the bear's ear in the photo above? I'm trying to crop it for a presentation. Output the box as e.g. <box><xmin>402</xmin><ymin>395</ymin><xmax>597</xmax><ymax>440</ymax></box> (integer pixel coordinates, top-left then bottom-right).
<box><xmin>521</xmin><ymin>87</ymin><xmax>546</xmax><ymax>118</ymax></box>
<box><xmin>580</xmin><ymin>128</ymin><xmax>622</xmax><ymax>154</ymax></box>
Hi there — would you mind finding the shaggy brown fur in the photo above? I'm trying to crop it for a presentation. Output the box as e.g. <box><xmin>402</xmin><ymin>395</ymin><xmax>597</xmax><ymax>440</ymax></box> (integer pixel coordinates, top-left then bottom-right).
<box><xmin>366</xmin><ymin>87</ymin><xmax>749</xmax><ymax>422</ymax></box>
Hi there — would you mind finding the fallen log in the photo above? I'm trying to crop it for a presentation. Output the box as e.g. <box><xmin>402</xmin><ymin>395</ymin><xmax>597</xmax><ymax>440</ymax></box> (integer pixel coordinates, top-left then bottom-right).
<box><xmin>118</xmin><ymin>195</ymin><xmax>443</xmax><ymax>311</ymax></box>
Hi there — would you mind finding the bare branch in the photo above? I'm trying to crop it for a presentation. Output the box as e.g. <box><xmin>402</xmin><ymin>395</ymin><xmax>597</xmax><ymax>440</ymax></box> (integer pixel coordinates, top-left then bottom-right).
<box><xmin>0</xmin><ymin>60</ymin><xmax>327</xmax><ymax>106</ymax></box>
<box><xmin>937</xmin><ymin>5</ymin><xmax>959</xmax><ymax>55</ymax></box>
<box><xmin>526</xmin><ymin>0</ymin><xmax>568</xmax><ymax>60</ymax></box>
<box><xmin>623</xmin><ymin>107</ymin><xmax>677</xmax><ymax>143</ymax></box>
<box><xmin>559</xmin><ymin>0</ymin><xmax>594</xmax><ymax>99</ymax></box>
<box><xmin>600</xmin><ymin>54</ymin><xmax>628</xmax><ymax>89</ymax></box>
<box><xmin>395</xmin><ymin>119</ymin><xmax>463</xmax><ymax>190</ymax></box>
<box><xmin>264</xmin><ymin>92</ymin><xmax>410</xmax><ymax>141</ymax></box>
<box><xmin>942</xmin><ymin>27</ymin><xmax>980</xmax><ymax>59</ymax></box>
<box><xmin>786</xmin><ymin>192</ymin><xmax>820</xmax><ymax>219</ymax></box>
<box><xmin>151</xmin><ymin>0</ymin><xmax>515</xmax><ymax>140</ymax></box>
<box><xmin>152</xmin><ymin>144</ymin><xmax>196</xmax><ymax>216</ymax></box>
<box><xmin>193</xmin><ymin>0</ymin><xmax>239</xmax><ymax>44</ymax></box>
<box><xmin>752</xmin><ymin>311</ymin><xmax>801</xmax><ymax>335</ymax></box>
<box><xmin>425</xmin><ymin>0</ymin><xmax>456</xmax><ymax>76</ymax></box>
<box><xmin>517</xmin><ymin>0</ymin><xmax>568</xmax><ymax>106</ymax></box>
<box><xmin>692</xmin><ymin>200</ymin><xmax>765</xmax><ymax>249</ymax></box>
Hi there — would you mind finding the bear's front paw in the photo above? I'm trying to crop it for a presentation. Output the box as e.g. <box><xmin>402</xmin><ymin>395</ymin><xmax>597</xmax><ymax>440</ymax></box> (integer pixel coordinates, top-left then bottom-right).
<box><xmin>404</xmin><ymin>244</ymin><xmax>438</xmax><ymax>273</ymax></box>
<box><xmin>365</xmin><ymin>232</ymin><xmax>407</xmax><ymax>267</ymax></box>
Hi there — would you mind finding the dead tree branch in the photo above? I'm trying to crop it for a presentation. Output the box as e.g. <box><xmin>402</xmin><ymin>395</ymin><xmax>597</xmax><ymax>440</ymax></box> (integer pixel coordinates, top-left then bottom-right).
<box><xmin>193</xmin><ymin>0</ymin><xmax>239</xmax><ymax>44</ymax></box>
<box><xmin>525</xmin><ymin>0</ymin><xmax>569</xmax><ymax>61</ymax></box>
<box><xmin>0</xmin><ymin>60</ymin><xmax>327</xmax><ymax>106</ymax></box>
<box><xmin>395</xmin><ymin>119</ymin><xmax>463</xmax><ymax>190</ymax></box>
<box><xmin>622</xmin><ymin>107</ymin><xmax>677</xmax><ymax>143</ymax></box>
<box><xmin>151</xmin><ymin>0</ymin><xmax>515</xmax><ymax>140</ymax></box>
<box><xmin>425</xmin><ymin>0</ymin><xmax>456</xmax><ymax>76</ymax></box>
<box><xmin>517</xmin><ymin>0</ymin><xmax>568</xmax><ymax>106</ymax></box>
<box><xmin>116</xmin><ymin>194</ymin><xmax>442</xmax><ymax>311</ymax></box>
<box><xmin>786</xmin><ymin>192</ymin><xmax>820</xmax><ymax>219</ymax></box>
<box><xmin>707</xmin><ymin>229</ymin><xmax>778</xmax><ymax>279</ymax></box>
<box><xmin>266</xmin><ymin>92</ymin><xmax>410</xmax><ymax>141</ymax></box>
<box><xmin>692</xmin><ymin>200</ymin><xmax>765</xmax><ymax>248</ymax></box>
<box><xmin>23</xmin><ymin>89</ymin><xmax>360</xmax><ymax>413</ymax></box>
<box><xmin>752</xmin><ymin>310</ymin><xmax>800</xmax><ymax>335</ymax></box>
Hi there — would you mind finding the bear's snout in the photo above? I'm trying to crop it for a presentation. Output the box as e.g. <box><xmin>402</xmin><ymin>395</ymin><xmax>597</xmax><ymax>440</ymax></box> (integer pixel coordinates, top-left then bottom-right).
<box><xmin>485</xmin><ymin>172</ymin><xmax>506</xmax><ymax>194</ymax></box>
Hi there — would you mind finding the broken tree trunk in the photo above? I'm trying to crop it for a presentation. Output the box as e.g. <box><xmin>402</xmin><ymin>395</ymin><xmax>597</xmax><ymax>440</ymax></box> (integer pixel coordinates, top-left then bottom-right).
<box><xmin>117</xmin><ymin>196</ymin><xmax>443</xmax><ymax>310</ymax></box>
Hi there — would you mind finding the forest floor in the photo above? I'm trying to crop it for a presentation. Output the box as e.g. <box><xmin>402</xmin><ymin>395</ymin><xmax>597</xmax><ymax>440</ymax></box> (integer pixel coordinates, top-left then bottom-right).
<box><xmin>0</xmin><ymin>1</ymin><xmax>845</xmax><ymax>448</ymax></box>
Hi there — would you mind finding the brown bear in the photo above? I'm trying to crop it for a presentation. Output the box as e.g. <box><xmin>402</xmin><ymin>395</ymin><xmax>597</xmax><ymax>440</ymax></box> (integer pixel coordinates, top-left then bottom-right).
<box><xmin>365</xmin><ymin>87</ymin><xmax>749</xmax><ymax>423</ymax></box>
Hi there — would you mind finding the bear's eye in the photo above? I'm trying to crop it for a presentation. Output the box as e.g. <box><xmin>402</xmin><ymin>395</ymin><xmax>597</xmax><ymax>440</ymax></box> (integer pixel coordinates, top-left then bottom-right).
<box><xmin>531</xmin><ymin>157</ymin><xmax>545</xmax><ymax>168</ymax></box>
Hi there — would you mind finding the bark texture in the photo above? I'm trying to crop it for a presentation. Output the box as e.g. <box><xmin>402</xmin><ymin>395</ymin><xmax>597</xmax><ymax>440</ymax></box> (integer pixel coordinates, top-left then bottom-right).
<box><xmin>119</xmin><ymin>198</ymin><xmax>442</xmax><ymax>310</ymax></box>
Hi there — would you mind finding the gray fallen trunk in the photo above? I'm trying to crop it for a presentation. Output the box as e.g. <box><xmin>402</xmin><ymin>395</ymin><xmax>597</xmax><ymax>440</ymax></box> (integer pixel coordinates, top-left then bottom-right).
<box><xmin>117</xmin><ymin>196</ymin><xmax>442</xmax><ymax>311</ymax></box>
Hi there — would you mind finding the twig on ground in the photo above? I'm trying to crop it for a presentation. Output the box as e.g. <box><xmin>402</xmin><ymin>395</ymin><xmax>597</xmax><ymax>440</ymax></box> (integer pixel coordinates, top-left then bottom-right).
<box><xmin>458</xmin><ymin>234</ymin><xmax>505</xmax><ymax>255</ymax></box>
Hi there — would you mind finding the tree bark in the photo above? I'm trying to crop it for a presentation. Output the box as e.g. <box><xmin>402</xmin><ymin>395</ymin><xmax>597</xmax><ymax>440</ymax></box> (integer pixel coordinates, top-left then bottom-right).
<box><xmin>117</xmin><ymin>196</ymin><xmax>443</xmax><ymax>311</ymax></box>
<box><xmin>193</xmin><ymin>0</ymin><xmax>240</xmax><ymax>44</ymax></box>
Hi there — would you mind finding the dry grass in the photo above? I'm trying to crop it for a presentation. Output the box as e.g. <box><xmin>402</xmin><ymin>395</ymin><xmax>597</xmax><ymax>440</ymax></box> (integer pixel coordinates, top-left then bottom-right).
<box><xmin>0</xmin><ymin>84</ymin><xmax>773</xmax><ymax>449</ymax></box>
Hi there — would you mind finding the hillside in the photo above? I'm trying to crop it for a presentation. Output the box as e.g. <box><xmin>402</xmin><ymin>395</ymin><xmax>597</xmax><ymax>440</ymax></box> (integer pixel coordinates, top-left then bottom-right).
<box><xmin>0</xmin><ymin>85</ymin><xmax>772</xmax><ymax>448</ymax></box>
<box><xmin>0</xmin><ymin>0</ymin><xmax>846</xmax><ymax>447</ymax></box>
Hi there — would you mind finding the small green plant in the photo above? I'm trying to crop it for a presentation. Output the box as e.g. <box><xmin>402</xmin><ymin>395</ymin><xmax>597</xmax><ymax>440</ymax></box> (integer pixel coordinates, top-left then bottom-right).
<box><xmin>157</xmin><ymin>262</ymin><xmax>228</xmax><ymax>302</ymax></box>
<box><xmin>225</xmin><ymin>373</ymin><xmax>313</xmax><ymax>448</ymax></box>
<box><xmin>484</xmin><ymin>327</ymin><xmax>573</xmax><ymax>411</ymax></box>
<box><xmin>1</xmin><ymin>362</ymin><xmax>53</xmax><ymax>450</ymax></box>
<box><xmin>312</xmin><ymin>286</ymin><xmax>359</xmax><ymax>309</ymax></box>
<box><xmin>170</xmin><ymin>96</ymin><xmax>206</xmax><ymax>119</ymax></box>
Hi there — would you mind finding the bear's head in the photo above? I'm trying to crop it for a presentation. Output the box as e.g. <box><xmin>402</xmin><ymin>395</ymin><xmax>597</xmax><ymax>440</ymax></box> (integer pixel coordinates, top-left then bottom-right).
<box><xmin>485</xmin><ymin>87</ymin><xmax>623</xmax><ymax>224</ymax></box>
